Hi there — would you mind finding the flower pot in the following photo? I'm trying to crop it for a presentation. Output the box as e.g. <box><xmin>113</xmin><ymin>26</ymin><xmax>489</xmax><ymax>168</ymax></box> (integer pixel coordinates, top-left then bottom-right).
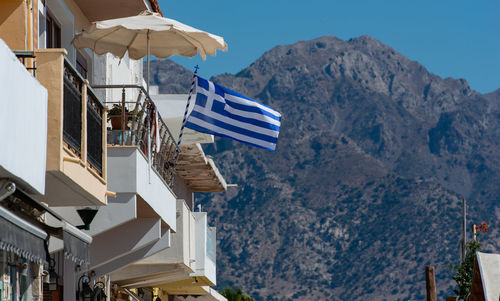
<box><xmin>110</xmin><ymin>113</ymin><xmax>129</xmax><ymax>130</ymax></box>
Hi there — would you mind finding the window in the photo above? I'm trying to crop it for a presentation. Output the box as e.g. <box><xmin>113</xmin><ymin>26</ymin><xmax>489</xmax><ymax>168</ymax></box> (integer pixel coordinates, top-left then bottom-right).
<box><xmin>46</xmin><ymin>12</ymin><xmax>61</xmax><ymax>48</ymax></box>
<box><xmin>76</xmin><ymin>51</ymin><xmax>88</xmax><ymax>79</ymax></box>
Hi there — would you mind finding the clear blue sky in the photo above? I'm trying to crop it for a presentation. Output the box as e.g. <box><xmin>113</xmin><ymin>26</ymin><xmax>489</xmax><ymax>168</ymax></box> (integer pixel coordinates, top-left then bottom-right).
<box><xmin>158</xmin><ymin>0</ymin><xmax>499</xmax><ymax>93</ymax></box>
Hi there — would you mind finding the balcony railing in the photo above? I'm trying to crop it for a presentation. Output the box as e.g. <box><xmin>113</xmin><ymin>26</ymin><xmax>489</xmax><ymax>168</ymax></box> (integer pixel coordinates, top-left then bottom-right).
<box><xmin>13</xmin><ymin>50</ymin><xmax>36</xmax><ymax>77</ymax></box>
<box><xmin>93</xmin><ymin>85</ymin><xmax>180</xmax><ymax>189</ymax></box>
<box><xmin>61</xmin><ymin>57</ymin><xmax>105</xmax><ymax>176</ymax></box>
<box><xmin>87</xmin><ymin>87</ymin><xmax>104</xmax><ymax>174</ymax></box>
<box><xmin>63</xmin><ymin>59</ymin><xmax>83</xmax><ymax>154</ymax></box>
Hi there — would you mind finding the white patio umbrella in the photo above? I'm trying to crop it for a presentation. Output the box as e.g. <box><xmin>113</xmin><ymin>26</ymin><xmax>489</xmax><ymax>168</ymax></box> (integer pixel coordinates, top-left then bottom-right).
<box><xmin>73</xmin><ymin>10</ymin><xmax>227</xmax><ymax>182</ymax></box>
<box><xmin>72</xmin><ymin>10</ymin><xmax>227</xmax><ymax>93</ymax></box>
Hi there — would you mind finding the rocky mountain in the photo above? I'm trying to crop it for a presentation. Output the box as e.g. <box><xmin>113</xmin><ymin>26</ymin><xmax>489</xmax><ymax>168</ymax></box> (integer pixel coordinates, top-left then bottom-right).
<box><xmin>149</xmin><ymin>36</ymin><xmax>500</xmax><ymax>300</ymax></box>
<box><xmin>149</xmin><ymin>59</ymin><xmax>193</xmax><ymax>94</ymax></box>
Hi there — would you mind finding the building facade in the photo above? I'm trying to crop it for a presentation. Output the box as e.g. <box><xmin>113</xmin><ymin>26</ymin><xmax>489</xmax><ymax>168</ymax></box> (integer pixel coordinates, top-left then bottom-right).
<box><xmin>0</xmin><ymin>0</ymin><xmax>228</xmax><ymax>300</ymax></box>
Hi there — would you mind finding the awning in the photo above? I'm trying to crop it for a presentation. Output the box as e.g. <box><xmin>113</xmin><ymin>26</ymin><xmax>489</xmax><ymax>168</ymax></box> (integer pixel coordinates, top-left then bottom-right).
<box><xmin>0</xmin><ymin>206</ymin><xmax>47</xmax><ymax>263</ymax></box>
<box><xmin>61</xmin><ymin>221</ymin><xmax>92</xmax><ymax>267</ymax></box>
<box><xmin>11</xmin><ymin>187</ymin><xmax>92</xmax><ymax>266</ymax></box>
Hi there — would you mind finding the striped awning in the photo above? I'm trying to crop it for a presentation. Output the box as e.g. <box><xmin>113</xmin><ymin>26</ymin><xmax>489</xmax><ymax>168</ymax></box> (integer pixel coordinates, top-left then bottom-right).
<box><xmin>61</xmin><ymin>221</ymin><xmax>92</xmax><ymax>267</ymax></box>
<box><xmin>0</xmin><ymin>206</ymin><xmax>47</xmax><ymax>263</ymax></box>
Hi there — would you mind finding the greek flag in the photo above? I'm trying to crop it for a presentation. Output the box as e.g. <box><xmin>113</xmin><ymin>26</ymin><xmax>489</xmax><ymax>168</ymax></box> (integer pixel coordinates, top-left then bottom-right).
<box><xmin>185</xmin><ymin>76</ymin><xmax>281</xmax><ymax>151</ymax></box>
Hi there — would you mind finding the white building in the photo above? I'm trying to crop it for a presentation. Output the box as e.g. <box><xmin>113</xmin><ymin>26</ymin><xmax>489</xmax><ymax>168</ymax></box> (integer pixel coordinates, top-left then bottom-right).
<box><xmin>0</xmin><ymin>0</ymin><xmax>229</xmax><ymax>300</ymax></box>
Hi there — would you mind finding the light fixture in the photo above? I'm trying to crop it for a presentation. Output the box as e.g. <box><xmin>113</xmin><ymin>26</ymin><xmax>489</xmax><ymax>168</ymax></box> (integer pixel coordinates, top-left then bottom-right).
<box><xmin>47</xmin><ymin>258</ymin><xmax>59</xmax><ymax>291</ymax></box>
<box><xmin>76</xmin><ymin>207</ymin><xmax>99</xmax><ymax>230</ymax></box>
<box><xmin>76</xmin><ymin>274</ymin><xmax>107</xmax><ymax>301</ymax></box>
<box><xmin>93</xmin><ymin>281</ymin><xmax>107</xmax><ymax>301</ymax></box>
<box><xmin>77</xmin><ymin>274</ymin><xmax>93</xmax><ymax>301</ymax></box>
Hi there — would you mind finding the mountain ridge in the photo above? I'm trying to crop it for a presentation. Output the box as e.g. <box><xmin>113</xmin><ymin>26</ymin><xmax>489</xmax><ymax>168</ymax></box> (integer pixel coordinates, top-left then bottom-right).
<box><xmin>149</xmin><ymin>35</ymin><xmax>500</xmax><ymax>300</ymax></box>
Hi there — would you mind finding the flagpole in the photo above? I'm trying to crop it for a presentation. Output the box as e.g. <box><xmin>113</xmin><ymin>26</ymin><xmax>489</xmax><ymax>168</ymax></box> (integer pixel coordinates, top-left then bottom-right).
<box><xmin>168</xmin><ymin>66</ymin><xmax>198</xmax><ymax>186</ymax></box>
<box><xmin>146</xmin><ymin>30</ymin><xmax>151</xmax><ymax>183</ymax></box>
<box><xmin>177</xmin><ymin>65</ymin><xmax>199</xmax><ymax>147</ymax></box>
<box><xmin>146</xmin><ymin>30</ymin><xmax>150</xmax><ymax>95</ymax></box>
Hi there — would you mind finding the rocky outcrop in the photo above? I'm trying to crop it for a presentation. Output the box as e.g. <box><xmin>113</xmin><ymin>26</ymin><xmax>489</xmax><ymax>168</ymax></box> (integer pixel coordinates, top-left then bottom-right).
<box><xmin>151</xmin><ymin>36</ymin><xmax>500</xmax><ymax>300</ymax></box>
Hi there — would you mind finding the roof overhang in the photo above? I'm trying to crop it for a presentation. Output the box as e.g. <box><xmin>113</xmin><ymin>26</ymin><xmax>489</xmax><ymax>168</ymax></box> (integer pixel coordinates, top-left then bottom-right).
<box><xmin>73</xmin><ymin>0</ymin><xmax>162</xmax><ymax>22</ymax></box>
<box><xmin>176</xmin><ymin>144</ymin><xmax>227</xmax><ymax>192</ymax></box>
<box><xmin>471</xmin><ymin>252</ymin><xmax>500</xmax><ymax>301</ymax></box>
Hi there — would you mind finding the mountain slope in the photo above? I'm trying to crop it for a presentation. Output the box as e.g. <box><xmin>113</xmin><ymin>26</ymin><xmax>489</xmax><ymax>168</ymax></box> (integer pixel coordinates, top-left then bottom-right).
<box><xmin>150</xmin><ymin>36</ymin><xmax>500</xmax><ymax>300</ymax></box>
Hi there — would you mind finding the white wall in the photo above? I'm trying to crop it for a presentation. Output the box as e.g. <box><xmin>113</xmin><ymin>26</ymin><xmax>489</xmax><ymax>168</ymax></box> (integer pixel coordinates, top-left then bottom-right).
<box><xmin>138</xmin><ymin>199</ymin><xmax>195</xmax><ymax>269</ymax></box>
<box><xmin>103</xmin><ymin>53</ymin><xmax>144</xmax><ymax>106</ymax></box>
<box><xmin>106</xmin><ymin>147</ymin><xmax>177</xmax><ymax>232</ymax></box>
<box><xmin>0</xmin><ymin>39</ymin><xmax>48</xmax><ymax>194</ymax></box>
<box><xmin>152</xmin><ymin>94</ymin><xmax>214</xmax><ymax>145</ymax></box>
<box><xmin>192</xmin><ymin>212</ymin><xmax>217</xmax><ymax>284</ymax></box>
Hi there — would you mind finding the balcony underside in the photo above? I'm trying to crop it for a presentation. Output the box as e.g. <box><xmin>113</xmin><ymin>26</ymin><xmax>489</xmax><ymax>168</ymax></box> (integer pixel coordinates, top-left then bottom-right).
<box><xmin>111</xmin><ymin>263</ymin><xmax>191</xmax><ymax>288</ymax></box>
<box><xmin>40</xmin><ymin>168</ymin><xmax>106</xmax><ymax>206</ymax></box>
<box><xmin>176</xmin><ymin>144</ymin><xmax>227</xmax><ymax>192</ymax></box>
<box><xmin>169</xmin><ymin>287</ymin><xmax>228</xmax><ymax>301</ymax></box>
<box><xmin>158</xmin><ymin>276</ymin><xmax>215</xmax><ymax>295</ymax></box>
<box><xmin>89</xmin><ymin>219</ymin><xmax>171</xmax><ymax>277</ymax></box>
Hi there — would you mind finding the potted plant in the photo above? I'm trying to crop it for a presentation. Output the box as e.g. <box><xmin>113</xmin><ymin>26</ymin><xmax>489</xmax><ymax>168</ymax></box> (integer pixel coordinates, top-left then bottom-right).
<box><xmin>107</xmin><ymin>104</ymin><xmax>129</xmax><ymax>130</ymax></box>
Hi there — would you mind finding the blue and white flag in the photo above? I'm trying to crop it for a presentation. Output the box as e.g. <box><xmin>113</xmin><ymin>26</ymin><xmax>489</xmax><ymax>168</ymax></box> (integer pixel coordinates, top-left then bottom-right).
<box><xmin>185</xmin><ymin>76</ymin><xmax>281</xmax><ymax>151</ymax></box>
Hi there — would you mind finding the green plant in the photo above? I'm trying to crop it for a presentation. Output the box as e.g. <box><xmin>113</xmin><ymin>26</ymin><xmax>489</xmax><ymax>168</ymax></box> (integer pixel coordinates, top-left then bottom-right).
<box><xmin>220</xmin><ymin>287</ymin><xmax>254</xmax><ymax>301</ymax></box>
<box><xmin>451</xmin><ymin>222</ymin><xmax>488</xmax><ymax>300</ymax></box>
<box><xmin>107</xmin><ymin>104</ymin><xmax>128</xmax><ymax>120</ymax></box>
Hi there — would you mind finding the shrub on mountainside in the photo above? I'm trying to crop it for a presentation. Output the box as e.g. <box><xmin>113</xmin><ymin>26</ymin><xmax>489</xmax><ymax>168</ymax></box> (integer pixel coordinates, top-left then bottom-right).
<box><xmin>221</xmin><ymin>287</ymin><xmax>255</xmax><ymax>301</ymax></box>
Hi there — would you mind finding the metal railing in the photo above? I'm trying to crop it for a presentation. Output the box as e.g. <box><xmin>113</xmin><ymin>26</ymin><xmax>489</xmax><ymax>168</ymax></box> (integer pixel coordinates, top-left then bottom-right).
<box><xmin>13</xmin><ymin>50</ymin><xmax>36</xmax><ymax>77</ymax></box>
<box><xmin>93</xmin><ymin>84</ymin><xmax>180</xmax><ymax>189</ymax></box>
<box><xmin>87</xmin><ymin>87</ymin><xmax>104</xmax><ymax>174</ymax></box>
<box><xmin>63</xmin><ymin>58</ymin><xmax>83</xmax><ymax>154</ymax></box>
<box><xmin>62</xmin><ymin>58</ymin><xmax>105</xmax><ymax>175</ymax></box>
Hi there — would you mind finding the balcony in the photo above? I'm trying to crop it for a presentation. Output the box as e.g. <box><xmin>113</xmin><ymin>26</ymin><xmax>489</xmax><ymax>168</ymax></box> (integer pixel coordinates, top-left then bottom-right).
<box><xmin>109</xmin><ymin>199</ymin><xmax>218</xmax><ymax>295</ymax></box>
<box><xmin>0</xmin><ymin>39</ymin><xmax>47</xmax><ymax>195</ymax></box>
<box><xmin>191</xmin><ymin>212</ymin><xmax>217</xmax><ymax>284</ymax></box>
<box><xmin>96</xmin><ymin>85</ymin><xmax>179</xmax><ymax>188</ymax></box>
<box><xmin>13</xmin><ymin>50</ymin><xmax>36</xmax><ymax>77</ymax></box>
<box><xmin>34</xmin><ymin>48</ymin><xmax>108</xmax><ymax>206</ymax></box>
<box><xmin>108</xmin><ymin>200</ymin><xmax>193</xmax><ymax>287</ymax></box>
<box><xmin>53</xmin><ymin>85</ymin><xmax>180</xmax><ymax>276</ymax></box>
<box><xmin>157</xmin><ymin>211</ymin><xmax>217</xmax><ymax>295</ymax></box>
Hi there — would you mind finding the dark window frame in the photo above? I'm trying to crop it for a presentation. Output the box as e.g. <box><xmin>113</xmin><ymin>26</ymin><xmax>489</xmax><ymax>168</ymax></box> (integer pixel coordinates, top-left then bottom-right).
<box><xmin>76</xmin><ymin>51</ymin><xmax>88</xmax><ymax>79</ymax></box>
<box><xmin>46</xmin><ymin>10</ymin><xmax>61</xmax><ymax>48</ymax></box>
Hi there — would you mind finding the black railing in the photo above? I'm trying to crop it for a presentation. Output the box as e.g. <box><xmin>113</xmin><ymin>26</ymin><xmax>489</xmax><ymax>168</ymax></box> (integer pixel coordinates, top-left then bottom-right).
<box><xmin>93</xmin><ymin>84</ymin><xmax>180</xmax><ymax>189</ymax></box>
<box><xmin>13</xmin><ymin>50</ymin><xmax>36</xmax><ymax>77</ymax></box>
<box><xmin>63</xmin><ymin>59</ymin><xmax>83</xmax><ymax>154</ymax></box>
<box><xmin>87</xmin><ymin>87</ymin><xmax>104</xmax><ymax>174</ymax></box>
